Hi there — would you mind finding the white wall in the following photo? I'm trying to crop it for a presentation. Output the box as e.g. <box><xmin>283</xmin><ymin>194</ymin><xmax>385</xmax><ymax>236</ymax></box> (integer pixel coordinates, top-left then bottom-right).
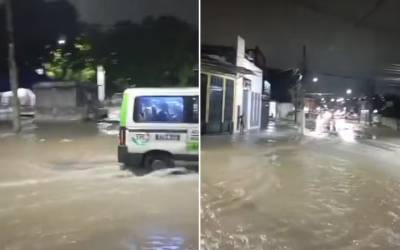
<box><xmin>277</xmin><ymin>102</ymin><xmax>295</xmax><ymax>119</ymax></box>
<box><xmin>233</xmin><ymin>76</ymin><xmax>243</xmax><ymax>132</ymax></box>
<box><xmin>233</xmin><ymin>36</ymin><xmax>263</xmax><ymax>132</ymax></box>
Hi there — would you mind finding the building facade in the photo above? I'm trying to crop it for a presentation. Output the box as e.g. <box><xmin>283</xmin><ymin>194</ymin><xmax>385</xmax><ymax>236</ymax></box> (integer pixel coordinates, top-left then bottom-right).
<box><xmin>201</xmin><ymin>36</ymin><xmax>263</xmax><ymax>134</ymax></box>
<box><xmin>201</xmin><ymin>71</ymin><xmax>236</xmax><ymax>134</ymax></box>
<box><xmin>234</xmin><ymin>36</ymin><xmax>263</xmax><ymax>132</ymax></box>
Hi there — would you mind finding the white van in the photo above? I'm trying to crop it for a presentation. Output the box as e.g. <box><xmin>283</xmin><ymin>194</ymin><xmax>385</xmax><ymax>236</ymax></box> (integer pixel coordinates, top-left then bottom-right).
<box><xmin>118</xmin><ymin>88</ymin><xmax>199</xmax><ymax>169</ymax></box>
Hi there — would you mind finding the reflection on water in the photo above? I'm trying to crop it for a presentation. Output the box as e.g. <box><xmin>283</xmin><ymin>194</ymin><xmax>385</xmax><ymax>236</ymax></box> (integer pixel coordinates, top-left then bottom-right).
<box><xmin>143</xmin><ymin>235</ymin><xmax>185</xmax><ymax>250</ymax></box>
<box><xmin>202</xmin><ymin>124</ymin><xmax>400</xmax><ymax>250</ymax></box>
<box><xmin>125</xmin><ymin>234</ymin><xmax>187</xmax><ymax>250</ymax></box>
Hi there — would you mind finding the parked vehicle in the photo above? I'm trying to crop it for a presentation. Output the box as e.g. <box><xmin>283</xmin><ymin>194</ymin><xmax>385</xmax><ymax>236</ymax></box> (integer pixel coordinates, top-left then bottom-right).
<box><xmin>110</xmin><ymin>93</ymin><xmax>123</xmax><ymax>106</ymax></box>
<box><xmin>346</xmin><ymin>112</ymin><xmax>359</xmax><ymax>120</ymax></box>
<box><xmin>118</xmin><ymin>88</ymin><xmax>199</xmax><ymax>170</ymax></box>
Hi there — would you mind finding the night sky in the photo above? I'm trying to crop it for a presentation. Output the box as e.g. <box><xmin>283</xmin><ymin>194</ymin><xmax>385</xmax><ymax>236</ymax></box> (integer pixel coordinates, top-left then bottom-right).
<box><xmin>66</xmin><ymin>0</ymin><xmax>198</xmax><ymax>27</ymax></box>
<box><xmin>202</xmin><ymin>0</ymin><xmax>400</xmax><ymax>96</ymax></box>
<box><xmin>0</xmin><ymin>0</ymin><xmax>198</xmax><ymax>26</ymax></box>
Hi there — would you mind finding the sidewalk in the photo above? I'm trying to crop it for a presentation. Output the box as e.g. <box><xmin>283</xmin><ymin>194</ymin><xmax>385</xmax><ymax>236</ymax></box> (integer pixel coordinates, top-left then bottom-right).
<box><xmin>356</xmin><ymin>123</ymin><xmax>400</xmax><ymax>150</ymax></box>
<box><xmin>202</xmin><ymin>120</ymin><xmax>301</xmax><ymax>150</ymax></box>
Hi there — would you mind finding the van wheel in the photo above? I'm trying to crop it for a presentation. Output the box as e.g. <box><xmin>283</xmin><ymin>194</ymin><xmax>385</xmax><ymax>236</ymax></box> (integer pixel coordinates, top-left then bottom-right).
<box><xmin>144</xmin><ymin>153</ymin><xmax>174</xmax><ymax>170</ymax></box>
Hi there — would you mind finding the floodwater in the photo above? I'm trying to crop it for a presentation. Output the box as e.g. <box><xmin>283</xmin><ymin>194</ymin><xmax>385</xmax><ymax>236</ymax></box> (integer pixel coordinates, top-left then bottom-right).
<box><xmin>201</xmin><ymin>122</ymin><xmax>400</xmax><ymax>250</ymax></box>
<box><xmin>0</xmin><ymin>121</ymin><xmax>198</xmax><ymax>250</ymax></box>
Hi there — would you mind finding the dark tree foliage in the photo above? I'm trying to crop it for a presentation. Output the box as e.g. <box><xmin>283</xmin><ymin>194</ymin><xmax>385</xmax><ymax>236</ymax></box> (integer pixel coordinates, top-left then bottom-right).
<box><xmin>87</xmin><ymin>16</ymin><xmax>198</xmax><ymax>94</ymax></box>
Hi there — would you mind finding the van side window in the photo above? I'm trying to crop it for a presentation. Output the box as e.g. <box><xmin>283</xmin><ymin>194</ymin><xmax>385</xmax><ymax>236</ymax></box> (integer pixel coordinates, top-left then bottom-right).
<box><xmin>134</xmin><ymin>96</ymin><xmax>198</xmax><ymax>124</ymax></box>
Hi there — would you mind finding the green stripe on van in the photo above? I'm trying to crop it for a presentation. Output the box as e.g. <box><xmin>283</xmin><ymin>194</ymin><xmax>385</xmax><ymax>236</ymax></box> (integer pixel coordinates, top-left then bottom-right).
<box><xmin>187</xmin><ymin>141</ymin><xmax>199</xmax><ymax>151</ymax></box>
<box><xmin>120</xmin><ymin>92</ymin><xmax>129</xmax><ymax>127</ymax></box>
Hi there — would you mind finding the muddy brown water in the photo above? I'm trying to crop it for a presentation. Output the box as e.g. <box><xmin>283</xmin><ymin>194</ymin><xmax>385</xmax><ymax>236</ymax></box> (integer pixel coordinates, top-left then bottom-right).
<box><xmin>0</xmin><ymin>121</ymin><xmax>198</xmax><ymax>250</ymax></box>
<box><xmin>201</xmin><ymin>126</ymin><xmax>400</xmax><ymax>250</ymax></box>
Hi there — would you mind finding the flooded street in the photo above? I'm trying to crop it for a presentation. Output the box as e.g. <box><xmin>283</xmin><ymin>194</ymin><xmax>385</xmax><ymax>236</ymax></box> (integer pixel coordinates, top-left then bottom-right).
<box><xmin>202</xmin><ymin>122</ymin><xmax>400</xmax><ymax>250</ymax></box>
<box><xmin>0</xmin><ymin>121</ymin><xmax>198</xmax><ymax>250</ymax></box>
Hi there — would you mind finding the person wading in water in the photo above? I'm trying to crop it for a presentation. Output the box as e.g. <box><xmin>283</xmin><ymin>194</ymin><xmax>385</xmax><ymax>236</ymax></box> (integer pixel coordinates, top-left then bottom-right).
<box><xmin>239</xmin><ymin>114</ymin><xmax>245</xmax><ymax>135</ymax></box>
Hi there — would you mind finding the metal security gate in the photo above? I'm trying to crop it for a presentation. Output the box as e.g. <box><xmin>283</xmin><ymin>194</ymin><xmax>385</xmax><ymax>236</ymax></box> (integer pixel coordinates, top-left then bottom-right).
<box><xmin>207</xmin><ymin>75</ymin><xmax>224</xmax><ymax>133</ymax></box>
<box><xmin>242</xmin><ymin>89</ymin><xmax>248</xmax><ymax>130</ymax></box>
<box><xmin>222</xmin><ymin>79</ymin><xmax>234</xmax><ymax>133</ymax></box>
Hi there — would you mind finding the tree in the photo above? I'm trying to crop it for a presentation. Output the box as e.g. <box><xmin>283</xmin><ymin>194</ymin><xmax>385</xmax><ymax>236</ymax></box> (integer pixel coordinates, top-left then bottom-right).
<box><xmin>86</xmin><ymin>16</ymin><xmax>198</xmax><ymax>94</ymax></box>
<box><xmin>43</xmin><ymin>37</ymin><xmax>96</xmax><ymax>82</ymax></box>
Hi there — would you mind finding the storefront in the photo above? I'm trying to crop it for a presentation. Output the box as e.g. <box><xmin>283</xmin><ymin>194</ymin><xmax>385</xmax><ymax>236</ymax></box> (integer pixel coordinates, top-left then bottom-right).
<box><xmin>201</xmin><ymin>36</ymin><xmax>263</xmax><ymax>135</ymax></box>
<box><xmin>201</xmin><ymin>72</ymin><xmax>235</xmax><ymax>134</ymax></box>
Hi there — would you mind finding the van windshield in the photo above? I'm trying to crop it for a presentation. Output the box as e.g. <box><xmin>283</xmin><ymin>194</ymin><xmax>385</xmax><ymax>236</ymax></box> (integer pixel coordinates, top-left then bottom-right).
<box><xmin>134</xmin><ymin>96</ymin><xmax>198</xmax><ymax>124</ymax></box>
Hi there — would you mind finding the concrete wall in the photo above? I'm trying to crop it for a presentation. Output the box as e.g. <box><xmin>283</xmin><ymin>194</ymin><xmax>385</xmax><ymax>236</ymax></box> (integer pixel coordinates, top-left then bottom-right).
<box><xmin>35</xmin><ymin>88</ymin><xmax>77</xmax><ymax>108</ymax></box>
<box><xmin>381</xmin><ymin>117</ymin><xmax>400</xmax><ymax>131</ymax></box>
<box><xmin>277</xmin><ymin>102</ymin><xmax>295</xmax><ymax>119</ymax></box>
<box><xmin>33</xmin><ymin>82</ymin><xmax>99</xmax><ymax>121</ymax></box>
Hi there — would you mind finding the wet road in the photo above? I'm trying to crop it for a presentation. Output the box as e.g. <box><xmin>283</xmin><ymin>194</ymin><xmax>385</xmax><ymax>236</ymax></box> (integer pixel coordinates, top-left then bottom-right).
<box><xmin>0</xmin><ymin>122</ymin><xmax>198</xmax><ymax>250</ymax></box>
<box><xmin>201</xmin><ymin>122</ymin><xmax>400</xmax><ymax>250</ymax></box>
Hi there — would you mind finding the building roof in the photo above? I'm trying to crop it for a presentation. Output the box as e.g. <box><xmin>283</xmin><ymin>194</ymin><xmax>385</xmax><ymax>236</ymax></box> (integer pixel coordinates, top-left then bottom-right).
<box><xmin>202</xmin><ymin>54</ymin><xmax>255</xmax><ymax>76</ymax></box>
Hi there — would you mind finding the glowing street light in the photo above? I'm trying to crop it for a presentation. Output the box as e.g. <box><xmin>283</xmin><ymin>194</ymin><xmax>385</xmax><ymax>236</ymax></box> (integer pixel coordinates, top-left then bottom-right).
<box><xmin>57</xmin><ymin>36</ymin><xmax>66</xmax><ymax>45</ymax></box>
<box><xmin>312</xmin><ymin>77</ymin><xmax>318</xmax><ymax>82</ymax></box>
<box><xmin>346</xmin><ymin>89</ymin><xmax>352</xmax><ymax>95</ymax></box>
<box><xmin>35</xmin><ymin>68</ymin><xmax>44</xmax><ymax>75</ymax></box>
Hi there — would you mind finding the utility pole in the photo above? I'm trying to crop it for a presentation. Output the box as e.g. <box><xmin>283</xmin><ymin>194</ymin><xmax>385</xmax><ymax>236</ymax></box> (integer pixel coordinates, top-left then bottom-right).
<box><xmin>5</xmin><ymin>0</ymin><xmax>21</xmax><ymax>132</ymax></box>
<box><xmin>297</xmin><ymin>45</ymin><xmax>307</xmax><ymax>134</ymax></box>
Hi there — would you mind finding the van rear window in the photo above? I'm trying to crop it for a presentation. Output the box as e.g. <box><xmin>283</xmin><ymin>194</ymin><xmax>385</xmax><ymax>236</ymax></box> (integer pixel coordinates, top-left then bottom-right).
<box><xmin>133</xmin><ymin>96</ymin><xmax>198</xmax><ymax>123</ymax></box>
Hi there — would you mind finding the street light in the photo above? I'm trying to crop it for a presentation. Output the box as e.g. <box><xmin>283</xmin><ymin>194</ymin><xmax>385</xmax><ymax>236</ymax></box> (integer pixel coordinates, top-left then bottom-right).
<box><xmin>57</xmin><ymin>36</ymin><xmax>66</xmax><ymax>45</ymax></box>
<box><xmin>35</xmin><ymin>68</ymin><xmax>44</xmax><ymax>75</ymax></box>
<box><xmin>346</xmin><ymin>89</ymin><xmax>352</xmax><ymax>95</ymax></box>
<box><xmin>312</xmin><ymin>77</ymin><xmax>318</xmax><ymax>82</ymax></box>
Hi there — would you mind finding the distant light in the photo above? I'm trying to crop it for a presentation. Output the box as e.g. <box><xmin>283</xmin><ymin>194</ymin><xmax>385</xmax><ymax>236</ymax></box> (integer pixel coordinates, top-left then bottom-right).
<box><xmin>57</xmin><ymin>36</ymin><xmax>66</xmax><ymax>45</ymax></box>
<box><xmin>312</xmin><ymin>77</ymin><xmax>318</xmax><ymax>82</ymax></box>
<box><xmin>346</xmin><ymin>89</ymin><xmax>352</xmax><ymax>95</ymax></box>
<box><xmin>331</xmin><ymin>98</ymin><xmax>335</xmax><ymax>102</ymax></box>
<box><xmin>373</xmin><ymin>109</ymin><xmax>378</xmax><ymax>113</ymax></box>
<box><xmin>35</xmin><ymin>68</ymin><xmax>44</xmax><ymax>75</ymax></box>
<box><xmin>336</xmin><ymin>97</ymin><xmax>344</xmax><ymax>102</ymax></box>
